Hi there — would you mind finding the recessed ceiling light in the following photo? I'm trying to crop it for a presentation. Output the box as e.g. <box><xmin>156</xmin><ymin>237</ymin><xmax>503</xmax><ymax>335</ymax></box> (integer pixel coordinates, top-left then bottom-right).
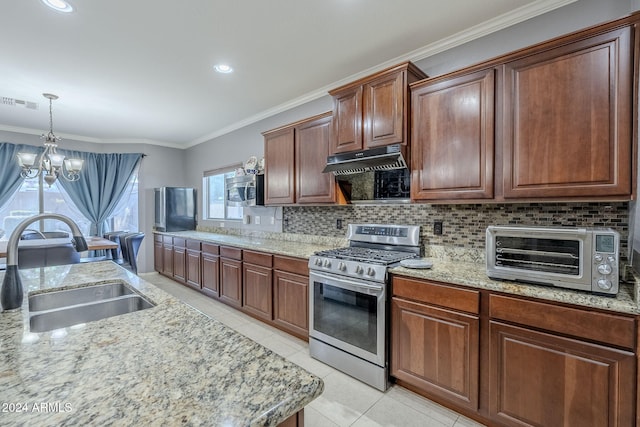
<box><xmin>41</xmin><ymin>0</ymin><xmax>74</xmax><ymax>13</ymax></box>
<box><xmin>213</xmin><ymin>64</ymin><xmax>233</xmax><ymax>74</ymax></box>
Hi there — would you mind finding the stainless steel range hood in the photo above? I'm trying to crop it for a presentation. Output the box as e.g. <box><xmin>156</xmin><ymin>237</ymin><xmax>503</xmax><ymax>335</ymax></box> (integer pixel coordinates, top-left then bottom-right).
<box><xmin>322</xmin><ymin>144</ymin><xmax>408</xmax><ymax>176</ymax></box>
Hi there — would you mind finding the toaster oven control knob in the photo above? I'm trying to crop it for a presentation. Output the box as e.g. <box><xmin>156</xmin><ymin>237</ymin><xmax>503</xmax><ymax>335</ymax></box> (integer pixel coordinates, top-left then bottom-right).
<box><xmin>594</xmin><ymin>254</ymin><xmax>603</xmax><ymax>262</ymax></box>
<box><xmin>607</xmin><ymin>256</ymin><xmax>616</xmax><ymax>264</ymax></box>
<box><xmin>355</xmin><ymin>265</ymin><xmax>364</xmax><ymax>275</ymax></box>
<box><xmin>597</xmin><ymin>278</ymin><xmax>612</xmax><ymax>290</ymax></box>
<box><xmin>597</xmin><ymin>264</ymin><xmax>612</xmax><ymax>275</ymax></box>
<box><xmin>366</xmin><ymin>267</ymin><xmax>376</xmax><ymax>276</ymax></box>
<box><xmin>338</xmin><ymin>262</ymin><xmax>347</xmax><ymax>272</ymax></box>
<box><xmin>323</xmin><ymin>259</ymin><xmax>332</xmax><ymax>268</ymax></box>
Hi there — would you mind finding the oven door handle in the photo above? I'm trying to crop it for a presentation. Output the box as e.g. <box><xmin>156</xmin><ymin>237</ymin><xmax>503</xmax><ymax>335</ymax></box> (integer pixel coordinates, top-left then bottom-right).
<box><xmin>310</xmin><ymin>271</ymin><xmax>384</xmax><ymax>294</ymax></box>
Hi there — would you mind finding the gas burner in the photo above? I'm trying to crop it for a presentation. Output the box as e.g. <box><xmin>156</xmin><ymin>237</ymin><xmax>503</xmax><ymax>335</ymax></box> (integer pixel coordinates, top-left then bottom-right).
<box><xmin>315</xmin><ymin>247</ymin><xmax>418</xmax><ymax>265</ymax></box>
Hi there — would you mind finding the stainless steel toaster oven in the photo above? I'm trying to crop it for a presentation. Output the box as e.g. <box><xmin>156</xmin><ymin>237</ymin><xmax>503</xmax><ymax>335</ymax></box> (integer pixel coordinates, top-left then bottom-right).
<box><xmin>486</xmin><ymin>226</ymin><xmax>620</xmax><ymax>295</ymax></box>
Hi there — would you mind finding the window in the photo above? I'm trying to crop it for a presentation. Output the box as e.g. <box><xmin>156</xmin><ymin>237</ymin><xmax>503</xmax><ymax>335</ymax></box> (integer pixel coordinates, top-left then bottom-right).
<box><xmin>203</xmin><ymin>166</ymin><xmax>243</xmax><ymax>220</ymax></box>
<box><xmin>0</xmin><ymin>172</ymin><xmax>139</xmax><ymax>241</ymax></box>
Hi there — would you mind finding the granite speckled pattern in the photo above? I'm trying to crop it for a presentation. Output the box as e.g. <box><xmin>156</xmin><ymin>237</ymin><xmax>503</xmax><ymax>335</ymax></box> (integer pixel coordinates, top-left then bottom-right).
<box><xmin>0</xmin><ymin>262</ymin><xmax>323</xmax><ymax>426</ymax></box>
<box><xmin>391</xmin><ymin>259</ymin><xmax>639</xmax><ymax>315</ymax></box>
<box><xmin>160</xmin><ymin>230</ymin><xmax>343</xmax><ymax>259</ymax></box>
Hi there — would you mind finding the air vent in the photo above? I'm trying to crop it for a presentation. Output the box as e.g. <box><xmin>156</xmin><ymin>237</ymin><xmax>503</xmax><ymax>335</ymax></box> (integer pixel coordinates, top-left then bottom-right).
<box><xmin>1</xmin><ymin>96</ymin><xmax>38</xmax><ymax>109</ymax></box>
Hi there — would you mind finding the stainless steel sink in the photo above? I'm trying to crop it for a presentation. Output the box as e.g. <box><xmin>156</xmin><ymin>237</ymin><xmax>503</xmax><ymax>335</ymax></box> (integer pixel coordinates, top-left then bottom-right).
<box><xmin>29</xmin><ymin>281</ymin><xmax>136</xmax><ymax>311</ymax></box>
<box><xmin>27</xmin><ymin>282</ymin><xmax>155</xmax><ymax>333</ymax></box>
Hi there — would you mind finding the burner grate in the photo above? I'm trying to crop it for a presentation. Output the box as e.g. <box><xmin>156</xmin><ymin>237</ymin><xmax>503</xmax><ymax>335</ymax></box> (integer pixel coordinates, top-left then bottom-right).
<box><xmin>315</xmin><ymin>247</ymin><xmax>417</xmax><ymax>265</ymax></box>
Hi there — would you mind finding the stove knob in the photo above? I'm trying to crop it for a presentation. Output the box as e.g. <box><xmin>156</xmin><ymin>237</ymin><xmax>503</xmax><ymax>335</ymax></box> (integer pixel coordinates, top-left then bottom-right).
<box><xmin>338</xmin><ymin>262</ymin><xmax>347</xmax><ymax>272</ymax></box>
<box><xmin>366</xmin><ymin>267</ymin><xmax>376</xmax><ymax>277</ymax></box>
<box><xmin>323</xmin><ymin>259</ymin><xmax>332</xmax><ymax>268</ymax></box>
<box><xmin>314</xmin><ymin>258</ymin><xmax>323</xmax><ymax>266</ymax></box>
<box><xmin>355</xmin><ymin>265</ymin><xmax>364</xmax><ymax>275</ymax></box>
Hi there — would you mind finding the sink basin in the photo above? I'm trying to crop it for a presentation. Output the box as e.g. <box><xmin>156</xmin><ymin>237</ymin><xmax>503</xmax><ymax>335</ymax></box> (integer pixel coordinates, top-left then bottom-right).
<box><xmin>27</xmin><ymin>282</ymin><xmax>155</xmax><ymax>333</ymax></box>
<box><xmin>29</xmin><ymin>281</ymin><xmax>136</xmax><ymax>311</ymax></box>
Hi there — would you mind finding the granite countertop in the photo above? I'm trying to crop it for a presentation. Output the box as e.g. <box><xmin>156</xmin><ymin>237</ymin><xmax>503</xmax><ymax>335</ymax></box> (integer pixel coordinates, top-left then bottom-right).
<box><xmin>159</xmin><ymin>230</ymin><xmax>640</xmax><ymax>315</ymax></box>
<box><xmin>0</xmin><ymin>262</ymin><xmax>323</xmax><ymax>426</ymax></box>
<box><xmin>390</xmin><ymin>259</ymin><xmax>639</xmax><ymax>315</ymax></box>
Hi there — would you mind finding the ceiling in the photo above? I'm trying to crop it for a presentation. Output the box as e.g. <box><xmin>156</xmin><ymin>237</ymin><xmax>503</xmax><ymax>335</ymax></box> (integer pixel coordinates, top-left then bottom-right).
<box><xmin>0</xmin><ymin>0</ymin><xmax>575</xmax><ymax>149</ymax></box>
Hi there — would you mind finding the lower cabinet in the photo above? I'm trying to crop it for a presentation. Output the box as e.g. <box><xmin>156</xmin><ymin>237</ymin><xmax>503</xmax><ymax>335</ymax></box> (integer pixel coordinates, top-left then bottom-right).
<box><xmin>161</xmin><ymin>236</ymin><xmax>174</xmax><ymax>277</ymax></box>
<box><xmin>242</xmin><ymin>250</ymin><xmax>273</xmax><ymax>321</ymax></box>
<box><xmin>153</xmin><ymin>234</ymin><xmax>163</xmax><ymax>272</ymax></box>
<box><xmin>390</xmin><ymin>275</ymin><xmax>638</xmax><ymax>427</ymax></box>
<box><xmin>219</xmin><ymin>246</ymin><xmax>243</xmax><ymax>308</ymax></box>
<box><xmin>201</xmin><ymin>243</ymin><xmax>220</xmax><ymax>298</ymax></box>
<box><xmin>391</xmin><ymin>277</ymin><xmax>480</xmax><ymax>411</ymax></box>
<box><xmin>489</xmin><ymin>321</ymin><xmax>635</xmax><ymax>427</ymax></box>
<box><xmin>173</xmin><ymin>238</ymin><xmax>187</xmax><ymax>284</ymax></box>
<box><xmin>185</xmin><ymin>239</ymin><xmax>202</xmax><ymax>290</ymax></box>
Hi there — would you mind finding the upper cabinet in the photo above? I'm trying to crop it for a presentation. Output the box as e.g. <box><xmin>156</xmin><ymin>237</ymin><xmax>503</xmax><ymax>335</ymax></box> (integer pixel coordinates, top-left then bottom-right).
<box><xmin>410</xmin><ymin>18</ymin><xmax>635</xmax><ymax>203</ymax></box>
<box><xmin>263</xmin><ymin>112</ymin><xmax>337</xmax><ymax>205</ymax></box>
<box><xmin>411</xmin><ymin>68</ymin><xmax>495</xmax><ymax>200</ymax></box>
<box><xmin>502</xmin><ymin>26</ymin><xmax>632</xmax><ymax>199</ymax></box>
<box><xmin>329</xmin><ymin>62</ymin><xmax>427</xmax><ymax>154</ymax></box>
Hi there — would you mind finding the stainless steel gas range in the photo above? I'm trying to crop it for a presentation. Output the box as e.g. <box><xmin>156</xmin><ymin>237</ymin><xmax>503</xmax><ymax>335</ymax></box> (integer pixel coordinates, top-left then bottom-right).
<box><xmin>308</xmin><ymin>223</ymin><xmax>421</xmax><ymax>391</ymax></box>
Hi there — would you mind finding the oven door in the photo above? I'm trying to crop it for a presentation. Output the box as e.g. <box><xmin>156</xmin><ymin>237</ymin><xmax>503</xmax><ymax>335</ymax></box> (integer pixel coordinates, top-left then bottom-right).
<box><xmin>309</xmin><ymin>270</ymin><xmax>386</xmax><ymax>367</ymax></box>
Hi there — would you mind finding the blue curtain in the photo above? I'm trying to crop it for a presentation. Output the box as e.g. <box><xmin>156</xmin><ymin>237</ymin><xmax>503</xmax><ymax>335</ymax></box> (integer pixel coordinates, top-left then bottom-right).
<box><xmin>0</xmin><ymin>142</ymin><xmax>42</xmax><ymax>209</ymax></box>
<box><xmin>57</xmin><ymin>151</ymin><xmax>143</xmax><ymax>236</ymax></box>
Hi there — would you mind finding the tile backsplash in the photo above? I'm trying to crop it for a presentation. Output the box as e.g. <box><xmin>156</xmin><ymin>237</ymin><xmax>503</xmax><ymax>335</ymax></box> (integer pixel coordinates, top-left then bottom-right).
<box><xmin>283</xmin><ymin>202</ymin><xmax>630</xmax><ymax>260</ymax></box>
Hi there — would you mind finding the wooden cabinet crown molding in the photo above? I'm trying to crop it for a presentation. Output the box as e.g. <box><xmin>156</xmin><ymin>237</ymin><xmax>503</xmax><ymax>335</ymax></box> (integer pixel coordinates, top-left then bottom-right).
<box><xmin>329</xmin><ymin>61</ymin><xmax>427</xmax><ymax>95</ymax></box>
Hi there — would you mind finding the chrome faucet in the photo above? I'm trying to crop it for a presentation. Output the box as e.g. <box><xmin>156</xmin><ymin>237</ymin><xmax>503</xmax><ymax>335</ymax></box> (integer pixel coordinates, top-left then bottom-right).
<box><xmin>0</xmin><ymin>213</ymin><xmax>88</xmax><ymax>312</ymax></box>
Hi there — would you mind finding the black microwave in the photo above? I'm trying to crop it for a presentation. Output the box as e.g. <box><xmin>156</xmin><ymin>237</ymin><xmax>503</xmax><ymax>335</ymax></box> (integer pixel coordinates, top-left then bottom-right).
<box><xmin>226</xmin><ymin>174</ymin><xmax>265</xmax><ymax>207</ymax></box>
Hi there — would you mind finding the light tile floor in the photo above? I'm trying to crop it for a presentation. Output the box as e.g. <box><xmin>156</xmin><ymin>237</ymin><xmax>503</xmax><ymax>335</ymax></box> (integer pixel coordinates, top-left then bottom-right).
<box><xmin>140</xmin><ymin>272</ymin><xmax>487</xmax><ymax>427</ymax></box>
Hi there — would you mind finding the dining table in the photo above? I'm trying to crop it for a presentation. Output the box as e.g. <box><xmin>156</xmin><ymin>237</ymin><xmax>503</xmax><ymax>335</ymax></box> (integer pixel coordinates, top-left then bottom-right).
<box><xmin>0</xmin><ymin>236</ymin><xmax>118</xmax><ymax>258</ymax></box>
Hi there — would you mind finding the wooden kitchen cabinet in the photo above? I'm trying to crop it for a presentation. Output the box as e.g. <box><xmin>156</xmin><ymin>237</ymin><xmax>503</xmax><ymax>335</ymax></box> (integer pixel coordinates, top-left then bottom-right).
<box><xmin>502</xmin><ymin>25</ymin><xmax>632</xmax><ymax>199</ymax></box>
<box><xmin>185</xmin><ymin>239</ymin><xmax>201</xmax><ymax>290</ymax></box>
<box><xmin>161</xmin><ymin>235</ymin><xmax>174</xmax><ymax>277</ymax></box>
<box><xmin>489</xmin><ymin>294</ymin><xmax>636</xmax><ymax>427</ymax></box>
<box><xmin>242</xmin><ymin>250</ymin><xmax>273</xmax><ymax>321</ymax></box>
<box><xmin>391</xmin><ymin>277</ymin><xmax>480</xmax><ymax>411</ymax></box>
<box><xmin>411</xmin><ymin>68</ymin><xmax>495</xmax><ymax>201</ymax></box>
<box><xmin>295</xmin><ymin>112</ymin><xmax>335</xmax><ymax>203</ymax></box>
<box><xmin>219</xmin><ymin>246</ymin><xmax>243</xmax><ymax>308</ymax></box>
<box><xmin>172</xmin><ymin>237</ymin><xmax>187</xmax><ymax>284</ymax></box>
<box><xmin>201</xmin><ymin>243</ymin><xmax>220</xmax><ymax>298</ymax></box>
<box><xmin>153</xmin><ymin>234</ymin><xmax>163</xmax><ymax>272</ymax></box>
<box><xmin>273</xmin><ymin>255</ymin><xmax>309</xmax><ymax>340</ymax></box>
<box><xmin>264</xmin><ymin>112</ymin><xmax>338</xmax><ymax>205</ymax></box>
<box><xmin>264</xmin><ymin>126</ymin><xmax>296</xmax><ymax>205</ymax></box>
<box><xmin>329</xmin><ymin>61</ymin><xmax>427</xmax><ymax>154</ymax></box>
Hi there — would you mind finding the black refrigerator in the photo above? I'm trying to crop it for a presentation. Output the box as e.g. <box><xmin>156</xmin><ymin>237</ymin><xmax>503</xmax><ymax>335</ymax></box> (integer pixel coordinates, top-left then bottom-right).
<box><xmin>154</xmin><ymin>187</ymin><xmax>197</xmax><ymax>232</ymax></box>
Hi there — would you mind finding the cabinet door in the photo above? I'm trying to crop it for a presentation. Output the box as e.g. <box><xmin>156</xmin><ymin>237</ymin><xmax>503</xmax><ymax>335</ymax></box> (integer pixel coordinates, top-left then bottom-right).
<box><xmin>363</xmin><ymin>70</ymin><xmax>404</xmax><ymax>148</ymax></box>
<box><xmin>489</xmin><ymin>321</ymin><xmax>635</xmax><ymax>427</ymax></box>
<box><xmin>185</xmin><ymin>249</ymin><xmax>201</xmax><ymax>290</ymax></box>
<box><xmin>173</xmin><ymin>246</ymin><xmax>186</xmax><ymax>284</ymax></box>
<box><xmin>391</xmin><ymin>297</ymin><xmax>479</xmax><ymax>411</ymax></box>
<box><xmin>502</xmin><ymin>27</ymin><xmax>632</xmax><ymax>198</ymax></box>
<box><xmin>202</xmin><ymin>253</ymin><xmax>219</xmax><ymax>298</ymax></box>
<box><xmin>242</xmin><ymin>263</ymin><xmax>273</xmax><ymax>321</ymax></box>
<box><xmin>296</xmin><ymin>113</ymin><xmax>335</xmax><ymax>203</ymax></box>
<box><xmin>154</xmin><ymin>241</ymin><xmax>163</xmax><ymax>272</ymax></box>
<box><xmin>220</xmin><ymin>258</ymin><xmax>242</xmax><ymax>308</ymax></box>
<box><xmin>411</xmin><ymin>69</ymin><xmax>495</xmax><ymax>200</ymax></box>
<box><xmin>331</xmin><ymin>86</ymin><xmax>363</xmax><ymax>153</ymax></box>
<box><xmin>264</xmin><ymin>127</ymin><xmax>296</xmax><ymax>205</ymax></box>
<box><xmin>273</xmin><ymin>270</ymin><xmax>308</xmax><ymax>340</ymax></box>
<box><xmin>162</xmin><ymin>244</ymin><xmax>174</xmax><ymax>277</ymax></box>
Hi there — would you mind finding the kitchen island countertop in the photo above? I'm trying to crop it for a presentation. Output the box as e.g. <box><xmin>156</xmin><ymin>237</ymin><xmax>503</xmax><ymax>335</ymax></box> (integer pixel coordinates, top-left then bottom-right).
<box><xmin>0</xmin><ymin>261</ymin><xmax>323</xmax><ymax>426</ymax></box>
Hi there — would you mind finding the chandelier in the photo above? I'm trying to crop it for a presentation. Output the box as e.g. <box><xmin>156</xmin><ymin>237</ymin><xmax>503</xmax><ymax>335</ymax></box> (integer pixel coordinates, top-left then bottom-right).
<box><xmin>16</xmin><ymin>93</ymin><xmax>84</xmax><ymax>186</ymax></box>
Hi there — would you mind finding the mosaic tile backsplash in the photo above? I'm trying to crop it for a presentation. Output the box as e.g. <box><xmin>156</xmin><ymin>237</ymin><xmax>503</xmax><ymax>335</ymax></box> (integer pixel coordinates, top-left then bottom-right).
<box><xmin>283</xmin><ymin>202</ymin><xmax>630</xmax><ymax>260</ymax></box>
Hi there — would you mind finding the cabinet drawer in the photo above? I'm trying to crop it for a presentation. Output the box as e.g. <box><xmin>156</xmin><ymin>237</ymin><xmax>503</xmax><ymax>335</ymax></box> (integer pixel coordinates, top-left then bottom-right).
<box><xmin>392</xmin><ymin>276</ymin><xmax>480</xmax><ymax>315</ymax></box>
<box><xmin>162</xmin><ymin>235</ymin><xmax>173</xmax><ymax>245</ymax></box>
<box><xmin>173</xmin><ymin>237</ymin><xmax>186</xmax><ymax>248</ymax></box>
<box><xmin>220</xmin><ymin>246</ymin><xmax>242</xmax><ymax>260</ymax></box>
<box><xmin>244</xmin><ymin>250</ymin><xmax>272</xmax><ymax>267</ymax></box>
<box><xmin>186</xmin><ymin>239</ymin><xmax>201</xmax><ymax>251</ymax></box>
<box><xmin>273</xmin><ymin>255</ymin><xmax>308</xmax><ymax>276</ymax></box>
<box><xmin>489</xmin><ymin>294</ymin><xmax>635</xmax><ymax>349</ymax></box>
<box><xmin>202</xmin><ymin>242</ymin><xmax>219</xmax><ymax>255</ymax></box>
<box><xmin>154</xmin><ymin>234</ymin><xmax>162</xmax><ymax>243</ymax></box>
